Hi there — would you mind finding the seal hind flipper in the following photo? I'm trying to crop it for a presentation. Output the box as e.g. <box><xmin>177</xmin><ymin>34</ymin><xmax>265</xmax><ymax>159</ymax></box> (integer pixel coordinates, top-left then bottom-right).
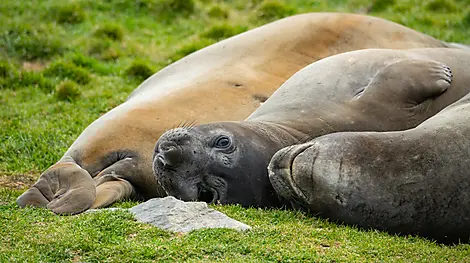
<box><xmin>17</xmin><ymin>162</ymin><xmax>96</xmax><ymax>215</ymax></box>
<box><xmin>16</xmin><ymin>187</ymin><xmax>50</xmax><ymax>208</ymax></box>
<box><xmin>359</xmin><ymin>59</ymin><xmax>452</xmax><ymax>105</ymax></box>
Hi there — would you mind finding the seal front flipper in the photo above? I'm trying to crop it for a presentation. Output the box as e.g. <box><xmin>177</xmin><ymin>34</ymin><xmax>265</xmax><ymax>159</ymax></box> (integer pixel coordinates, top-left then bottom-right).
<box><xmin>90</xmin><ymin>157</ymin><xmax>139</xmax><ymax>209</ymax></box>
<box><xmin>359</xmin><ymin>59</ymin><xmax>452</xmax><ymax>105</ymax></box>
<box><xmin>91</xmin><ymin>177</ymin><xmax>135</xmax><ymax>209</ymax></box>
<box><xmin>16</xmin><ymin>162</ymin><xmax>96</xmax><ymax>215</ymax></box>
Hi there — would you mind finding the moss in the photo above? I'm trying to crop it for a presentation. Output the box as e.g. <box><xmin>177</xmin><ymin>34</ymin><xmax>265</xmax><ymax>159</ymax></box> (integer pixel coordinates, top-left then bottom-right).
<box><xmin>369</xmin><ymin>0</ymin><xmax>395</xmax><ymax>12</ymax></box>
<box><xmin>51</xmin><ymin>3</ymin><xmax>86</xmax><ymax>24</ymax></box>
<box><xmin>201</xmin><ymin>24</ymin><xmax>248</xmax><ymax>40</ymax></box>
<box><xmin>124</xmin><ymin>60</ymin><xmax>154</xmax><ymax>81</ymax></box>
<box><xmin>208</xmin><ymin>5</ymin><xmax>229</xmax><ymax>19</ymax></box>
<box><xmin>86</xmin><ymin>39</ymin><xmax>120</xmax><ymax>60</ymax></box>
<box><xmin>0</xmin><ymin>61</ymin><xmax>15</xmax><ymax>80</ymax></box>
<box><xmin>160</xmin><ymin>0</ymin><xmax>195</xmax><ymax>15</ymax></box>
<box><xmin>0</xmin><ymin>61</ymin><xmax>17</xmax><ymax>89</ymax></box>
<box><xmin>0</xmin><ymin>24</ymin><xmax>65</xmax><ymax>60</ymax></box>
<box><xmin>70</xmin><ymin>53</ymin><xmax>99</xmax><ymax>70</ymax></box>
<box><xmin>87</xmin><ymin>39</ymin><xmax>112</xmax><ymax>56</ymax></box>
<box><xmin>256</xmin><ymin>0</ymin><xmax>295</xmax><ymax>21</ymax></box>
<box><xmin>43</xmin><ymin>61</ymin><xmax>91</xmax><ymax>85</ymax></box>
<box><xmin>100</xmin><ymin>48</ymin><xmax>121</xmax><ymax>61</ymax></box>
<box><xmin>93</xmin><ymin>24</ymin><xmax>124</xmax><ymax>41</ymax></box>
<box><xmin>425</xmin><ymin>0</ymin><xmax>457</xmax><ymax>12</ymax></box>
<box><xmin>17</xmin><ymin>71</ymin><xmax>55</xmax><ymax>92</ymax></box>
<box><xmin>69</xmin><ymin>53</ymin><xmax>113</xmax><ymax>75</ymax></box>
<box><xmin>55</xmin><ymin>80</ymin><xmax>81</xmax><ymax>101</ymax></box>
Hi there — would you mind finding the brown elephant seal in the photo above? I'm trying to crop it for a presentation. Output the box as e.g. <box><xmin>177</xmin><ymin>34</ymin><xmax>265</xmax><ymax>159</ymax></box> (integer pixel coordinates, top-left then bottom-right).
<box><xmin>268</xmin><ymin>91</ymin><xmax>470</xmax><ymax>243</ymax></box>
<box><xmin>153</xmin><ymin>48</ymin><xmax>470</xmax><ymax>208</ymax></box>
<box><xmin>16</xmin><ymin>13</ymin><xmax>459</xmax><ymax>215</ymax></box>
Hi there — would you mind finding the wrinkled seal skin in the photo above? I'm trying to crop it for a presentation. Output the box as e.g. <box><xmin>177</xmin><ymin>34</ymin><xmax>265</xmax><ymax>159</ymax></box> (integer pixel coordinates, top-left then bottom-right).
<box><xmin>268</xmin><ymin>92</ymin><xmax>470</xmax><ymax>244</ymax></box>
<box><xmin>154</xmin><ymin>48</ymin><xmax>470</xmax><ymax>210</ymax></box>
<box><xmin>17</xmin><ymin>13</ymin><xmax>458</xmax><ymax>215</ymax></box>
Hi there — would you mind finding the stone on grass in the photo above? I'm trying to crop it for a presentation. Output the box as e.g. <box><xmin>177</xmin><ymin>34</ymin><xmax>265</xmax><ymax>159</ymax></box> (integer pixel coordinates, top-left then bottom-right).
<box><xmin>129</xmin><ymin>196</ymin><xmax>251</xmax><ymax>233</ymax></box>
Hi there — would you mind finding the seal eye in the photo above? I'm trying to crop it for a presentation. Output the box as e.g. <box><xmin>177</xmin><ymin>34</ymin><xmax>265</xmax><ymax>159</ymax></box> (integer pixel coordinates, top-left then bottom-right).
<box><xmin>214</xmin><ymin>136</ymin><xmax>231</xmax><ymax>149</ymax></box>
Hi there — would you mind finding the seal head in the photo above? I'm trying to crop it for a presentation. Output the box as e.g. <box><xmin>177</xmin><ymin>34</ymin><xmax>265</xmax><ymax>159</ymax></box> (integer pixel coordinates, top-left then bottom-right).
<box><xmin>153</xmin><ymin>122</ymin><xmax>289</xmax><ymax>207</ymax></box>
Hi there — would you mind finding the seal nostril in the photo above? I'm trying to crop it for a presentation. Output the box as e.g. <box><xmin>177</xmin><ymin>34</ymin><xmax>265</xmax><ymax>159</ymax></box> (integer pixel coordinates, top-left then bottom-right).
<box><xmin>160</xmin><ymin>142</ymin><xmax>176</xmax><ymax>152</ymax></box>
<box><xmin>157</xmin><ymin>141</ymin><xmax>182</xmax><ymax>168</ymax></box>
<box><xmin>165</xmin><ymin>147</ymin><xmax>181</xmax><ymax>166</ymax></box>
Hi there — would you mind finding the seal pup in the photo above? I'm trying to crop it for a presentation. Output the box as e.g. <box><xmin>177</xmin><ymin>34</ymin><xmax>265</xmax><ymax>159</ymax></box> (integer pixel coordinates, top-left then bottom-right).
<box><xmin>154</xmin><ymin>48</ymin><xmax>470</xmax><ymax>208</ymax></box>
<box><xmin>268</xmin><ymin>91</ymin><xmax>470</xmax><ymax>243</ymax></box>
<box><xmin>16</xmin><ymin>13</ymin><xmax>460</xmax><ymax>214</ymax></box>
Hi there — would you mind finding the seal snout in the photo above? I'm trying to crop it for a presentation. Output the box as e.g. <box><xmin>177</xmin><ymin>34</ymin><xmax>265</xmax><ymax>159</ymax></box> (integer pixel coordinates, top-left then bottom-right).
<box><xmin>155</xmin><ymin>141</ymin><xmax>183</xmax><ymax>168</ymax></box>
<box><xmin>154</xmin><ymin>128</ymin><xmax>193</xmax><ymax>169</ymax></box>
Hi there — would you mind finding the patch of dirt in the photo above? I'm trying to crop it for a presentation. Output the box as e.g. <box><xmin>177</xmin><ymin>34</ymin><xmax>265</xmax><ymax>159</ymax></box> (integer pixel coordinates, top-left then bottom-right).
<box><xmin>22</xmin><ymin>61</ymin><xmax>47</xmax><ymax>71</ymax></box>
<box><xmin>0</xmin><ymin>173</ymin><xmax>39</xmax><ymax>189</ymax></box>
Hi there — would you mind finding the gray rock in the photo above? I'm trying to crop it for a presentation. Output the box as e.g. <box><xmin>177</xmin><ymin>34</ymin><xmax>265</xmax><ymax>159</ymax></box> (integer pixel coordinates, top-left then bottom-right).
<box><xmin>129</xmin><ymin>196</ymin><xmax>251</xmax><ymax>233</ymax></box>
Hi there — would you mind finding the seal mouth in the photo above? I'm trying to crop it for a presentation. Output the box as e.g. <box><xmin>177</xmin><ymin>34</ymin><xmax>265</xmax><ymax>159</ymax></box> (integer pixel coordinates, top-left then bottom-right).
<box><xmin>198</xmin><ymin>183</ymin><xmax>219</xmax><ymax>204</ymax></box>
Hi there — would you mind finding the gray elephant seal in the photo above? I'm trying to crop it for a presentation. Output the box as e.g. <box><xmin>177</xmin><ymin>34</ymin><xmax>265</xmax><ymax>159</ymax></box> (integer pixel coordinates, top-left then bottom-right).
<box><xmin>268</xmin><ymin>91</ymin><xmax>470</xmax><ymax>243</ymax></box>
<box><xmin>16</xmin><ymin>13</ymin><xmax>461</xmax><ymax>215</ymax></box>
<box><xmin>154</xmin><ymin>48</ymin><xmax>470</xmax><ymax>209</ymax></box>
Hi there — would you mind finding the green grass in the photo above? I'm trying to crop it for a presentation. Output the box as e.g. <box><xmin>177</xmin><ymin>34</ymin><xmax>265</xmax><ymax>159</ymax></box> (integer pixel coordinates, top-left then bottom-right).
<box><xmin>1</xmin><ymin>190</ymin><xmax>469</xmax><ymax>262</ymax></box>
<box><xmin>1</xmin><ymin>0</ymin><xmax>470</xmax><ymax>261</ymax></box>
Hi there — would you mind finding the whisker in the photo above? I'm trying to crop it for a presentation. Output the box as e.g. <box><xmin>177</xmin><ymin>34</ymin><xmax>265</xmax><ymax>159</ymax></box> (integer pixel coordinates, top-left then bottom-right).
<box><xmin>176</xmin><ymin>120</ymin><xmax>184</xmax><ymax>129</ymax></box>
<box><xmin>188</xmin><ymin>119</ymin><xmax>198</xmax><ymax>130</ymax></box>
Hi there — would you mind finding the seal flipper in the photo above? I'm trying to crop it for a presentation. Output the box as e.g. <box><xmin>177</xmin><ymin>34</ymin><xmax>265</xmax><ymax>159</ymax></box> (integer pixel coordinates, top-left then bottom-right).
<box><xmin>92</xmin><ymin>176</ymin><xmax>135</xmax><ymax>208</ymax></box>
<box><xmin>16</xmin><ymin>162</ymin><xmax>96</xmax><ymax>215</ymax></box>
<box><xmin>359</xmin><ymin>59</ymin><xmax>452</xmax><ymax>105</ymax></box>
<box><xmin>16</xmin><ymin>187</ymin><xmax>50</xmax><ymax>208</ymax></box>
<box><xmin>90</xmin><ymin>157</ymin><xmax>138</xmax><ymax>208</ymax></box>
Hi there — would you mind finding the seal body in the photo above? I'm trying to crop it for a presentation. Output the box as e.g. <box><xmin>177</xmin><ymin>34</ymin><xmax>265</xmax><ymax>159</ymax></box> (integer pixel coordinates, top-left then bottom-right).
<box><xmin>268</xmin><ymin>91</ymin><xmax>470</xmax><ymax>243</ymax></box>
<box><xmin>17</xmin><ymin>13</ymin><xmax>456</xmax><ymax>214</ymax></box>
<box><xmin>154</xmin><ymin>48</ymin><xmax>470</xmax><ymax>209</ymax></box>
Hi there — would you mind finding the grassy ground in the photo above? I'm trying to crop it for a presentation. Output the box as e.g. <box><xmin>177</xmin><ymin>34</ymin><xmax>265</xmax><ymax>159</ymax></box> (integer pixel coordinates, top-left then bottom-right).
<box><xmin>1</xmin><ymin>0</ymin><xmax>470</xmax><ymax>262</ymax></box>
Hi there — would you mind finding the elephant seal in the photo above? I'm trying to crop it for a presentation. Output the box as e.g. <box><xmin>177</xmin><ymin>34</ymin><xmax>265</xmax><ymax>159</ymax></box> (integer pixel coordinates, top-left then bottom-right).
<box><xmin>268</xmin><ymin>91</ymin><xmax>470</xmax><ymax>243</ymax></box>
<box><xmin>16</xmin><ymin>13</ymin><xmax>458</xmax><ymax>215</ymax></box>
<box><xmin>153</xmin><ymin>48</ymin><xmax>470</xmax><ymax>209</ymax></box>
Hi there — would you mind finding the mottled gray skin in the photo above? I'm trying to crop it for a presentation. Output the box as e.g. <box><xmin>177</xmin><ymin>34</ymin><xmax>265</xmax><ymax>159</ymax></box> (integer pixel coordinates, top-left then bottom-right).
<box><xmin>153</xmin><ymin>48</ymin><xmax>470</xmax><ymax>209</ymax></box>
<box><xmin>268</xmin><ymin>91</ymin><xmax>470</xmax><ymax>243</ymax></box>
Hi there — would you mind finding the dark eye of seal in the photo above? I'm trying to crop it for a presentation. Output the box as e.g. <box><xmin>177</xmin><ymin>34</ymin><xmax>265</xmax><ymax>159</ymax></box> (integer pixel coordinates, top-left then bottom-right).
<box><xmin>214</xmin><ymin>136</ymin><xmax>231</xmax><ymax>149</ymax></box>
